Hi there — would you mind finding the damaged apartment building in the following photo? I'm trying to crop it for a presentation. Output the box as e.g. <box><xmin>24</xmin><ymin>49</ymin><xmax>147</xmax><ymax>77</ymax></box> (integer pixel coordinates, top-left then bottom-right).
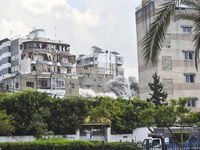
<box><xmin>76</xmin><ymin>46</ymin><xmax>124</xmax><ymax>93</ymax></box>
<box><xmin>0</xmin><ymin>29</ymin><xmax>78</xmax><ymax>97</ymax></box>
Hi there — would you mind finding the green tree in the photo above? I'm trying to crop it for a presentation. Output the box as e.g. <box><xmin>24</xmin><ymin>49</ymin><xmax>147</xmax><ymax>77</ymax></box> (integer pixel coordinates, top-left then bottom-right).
<box><xmin>142</xmin><ymin>0</ymin><xmax>200</xmax><ymax>69</ymax></box>
<box><xmin>89</xmin><ymin>97</ymin><xmax>123</xmax><ymax>124</ymax></box>
<box><xmin>0</xmin><ymin>110</ymin><xmax>15</xmax><ymax>135</ymax></box>
<box><xmin>140</xmin><ymin>98</ymin><xmax>198</xmax><ymax>144</ymax></box>
<box><xmin>147</xmin><ymin>72</ymin><xmax>168</xmax><ymax>108</ymax></box>
<box><xmin>48</xmin><ymin>97</ymin><xmax>91</xmax><ymax>134</ymax></box>
<box><xmin>90</xmin><ymin>97</ymin><xmax>151</xmax><ymax>134</ymax></box>
<box><xmin>28</xmin><ymin>107</ymin><xmax>51</xmax><ymax>139</ymax></box>
<box><xmin>0</xmin><ymin>90</ymin><xmax>92</xmax><ymax>136</ymax></box>
<box><xmin>0</xmin><ymin>90</ymin><xmax>53</xmax><ymax>135</ymax></box>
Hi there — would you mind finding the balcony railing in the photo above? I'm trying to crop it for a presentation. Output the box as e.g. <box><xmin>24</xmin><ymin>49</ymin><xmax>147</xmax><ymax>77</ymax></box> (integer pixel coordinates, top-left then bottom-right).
<box><xmin>23</xmin><ymin>48</ymin><xmax>70</xmax><ymax>54</ymax></box>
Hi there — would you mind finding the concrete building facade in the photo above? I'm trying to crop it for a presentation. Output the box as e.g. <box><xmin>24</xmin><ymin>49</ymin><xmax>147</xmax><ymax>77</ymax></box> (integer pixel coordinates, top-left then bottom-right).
<box><xmin>0</xmin><ymin>29</ymin><xmax>79</xmax><ymax>97</ymax></box>
<box><xmin>136</xmin><ymin>0</ymin><xmax>200</xmax><ymax>111</ymax></box>
<box><xmin>76</xmin><ymin>46</ymin><xmax>124</xmax><ymax>93</ymax></box>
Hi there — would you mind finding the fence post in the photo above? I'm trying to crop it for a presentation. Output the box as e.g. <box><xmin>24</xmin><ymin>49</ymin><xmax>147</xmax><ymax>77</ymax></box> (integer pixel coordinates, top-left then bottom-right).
<box><xmin>146</xmin><ymin>139</ymin><xmax>150</xmax><ymax>150</ymax></box>
<box><xmin>53</xmin><ymin>142</ymin><xmax>55</xmax><ymax>150</ymax></box>
<box><xmin>102</xmin><ymin>141</ymin><xmax>104</xmax><ymax>150</ymax></box>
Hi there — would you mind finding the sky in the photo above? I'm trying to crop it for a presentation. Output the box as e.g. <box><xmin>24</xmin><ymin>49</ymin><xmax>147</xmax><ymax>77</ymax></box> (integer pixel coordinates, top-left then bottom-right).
<box><xmin>0</xmin><ymin>0</ymin><xmax>141</xmax><ymax>78</ymax></box>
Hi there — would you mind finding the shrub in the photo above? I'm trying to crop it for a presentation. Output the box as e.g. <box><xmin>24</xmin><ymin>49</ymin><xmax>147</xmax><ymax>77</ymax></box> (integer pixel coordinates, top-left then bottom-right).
<box><xmin>0</xmin><ymin>138</ymin><xmax>141</xmax><ymax>150</ymax></box>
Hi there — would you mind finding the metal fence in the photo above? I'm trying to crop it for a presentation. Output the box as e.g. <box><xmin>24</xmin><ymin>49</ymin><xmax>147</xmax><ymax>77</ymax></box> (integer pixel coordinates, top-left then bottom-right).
<box><xmin>165</xmin><ymin>135</ymin><xmax>200</xmax><ymax>150</ymax></box>
<box><xmin>138</xmin><ymin>135</ymin><xmax>200</xmax><ymax>150</ymax></box>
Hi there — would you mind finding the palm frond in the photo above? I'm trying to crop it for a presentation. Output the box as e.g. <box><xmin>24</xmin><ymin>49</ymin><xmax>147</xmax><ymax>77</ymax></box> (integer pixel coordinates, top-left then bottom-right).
<box><xmin>174</xmin><ymin>0</ymin><xmax>200</xmax><ymax>69</ymax></box>
<box><xmin>174</xmin><ymin>13</ymin><xmax>198</xmax><ymax>21</ymax></box>
<box><xmin>181</xmin><ymin>0</ymin><xmax>198</xmax><ymax>8</ymax></box>
<box><xmin>193</xmin><ymin>16</ymin><xmax>200</xmax><ymax>70</ymax></box>
<box><xmin>142</xmin><ymin>1</ymin><xmax>176</xmax><ymax>66</ymax></box>
<box><xmin>174</xmin><ymin>0</ymin><xmax>199</xmax><ymax>21</ymax></box>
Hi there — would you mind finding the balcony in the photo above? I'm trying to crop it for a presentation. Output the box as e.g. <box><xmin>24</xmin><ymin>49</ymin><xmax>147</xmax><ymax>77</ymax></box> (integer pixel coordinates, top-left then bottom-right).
<box><xmin>23</xmin><ymin>48</ymin><xmax>70</xmax><ymax>55</ymax></box>
<box><xmin>32</xmin><ymin>60</ymin><xmax>54</xmax><ymax>65</ymax></box>
<box><xmin>31</xmin><ymin>60</ymin><xmax>73</xmax><ymax>67</ymax></box>
<box><xmin>76</xmin><ymin>61</ymin><xmax>94</xmax><ymax>67</ymax></box>
<box><xmin>61</xmin><ymin>62</ymin><xmax>73</xmax><ymax>67</ymax></box>
<box><xmin>116</xmin><ymin>60</ymin><xmax>123</xmax><ymax>65</ymax></box>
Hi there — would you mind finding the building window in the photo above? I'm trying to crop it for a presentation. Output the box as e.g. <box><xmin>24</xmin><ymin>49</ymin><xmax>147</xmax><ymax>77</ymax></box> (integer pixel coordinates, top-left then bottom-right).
<box><xmin>8</xmin><ymin>57</ymin><xmax>11</xmax><ymax>63</ymax></box>
<box><xmin>26</xmin><ymin>82</ymin><xmax>34</xmax><ymax>88</ymax></box>
<box><xmin>38</xmin><ymin>78</ymin><xmax>50</xmax><ymax>89</ymax></box>
<box><xmin>57</xmin><ymin>55</ymin><xmax>61</xmax><ymax>62</ymax></box>
<box><xmin>69</xmin><ymin>83</ymin><xmax>75</xmax><ymax>89</ymax></box>
<box><xmin>184</xmin><ymin>51</ymin><xmax>193</xmax><ymax>60</ymax></box>
<box><xmin>185</xmin><ymin>74</ymin><xmax>195</xmax><ymax>83</ymax></box>
<box><xmin>51</xmin><ymin>78</ymin><xmax>65</xmax><ymax>90</ymax></box>
<box><xmin>8</xmin><ymin>67</ymin><xmax>11</xmax><ymax>74</ymax></box>
<box><xmin>6</xmin><ymin>85</ymin><xmax>9</xmax><ymax>90</ymax></box>
<box><xmin>86</xmin><ymin>85</ymin><xmax>91</xmax><ymax>89</ymax></box>
<box><xmin>67</xmin><ymin>68</ymin><xmax>71</xmax><ymax>73</ymax></box>
<box><xmin>182</xmin><ymin>27</ymin><xmax>192</xmax><ymax>34</ymax></box>
<box><xmin>16</xmin><ymin>82</ymin><xmax>19</xmax><ymax>88</ymax></box>
<box><xmin>187</xmin><ymin>98</ymin><xmax>197</xmax><ymax>107</ymax></box>
<box><xmin>57</xmin><ymin>66</ymin><xmax>60</xmax><ymax>73</ymax></box>
<box><xmin>20</xmin><ymin>44</ymin><xmax>23</xmax><ymax>50</ymax></box>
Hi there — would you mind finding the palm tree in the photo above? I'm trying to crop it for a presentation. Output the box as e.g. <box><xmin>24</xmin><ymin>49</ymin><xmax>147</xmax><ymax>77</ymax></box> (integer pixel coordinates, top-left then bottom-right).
<box><xmin>142</xmin><ymin>0</ymin><xmax>200</xmax><ymax>69</ymax></box>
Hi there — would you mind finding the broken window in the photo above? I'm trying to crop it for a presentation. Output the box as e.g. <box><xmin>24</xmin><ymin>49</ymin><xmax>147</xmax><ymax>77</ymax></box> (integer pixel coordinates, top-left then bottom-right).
<box><xmin>31</xmin><ymin>65</ymin><xmax>36</xmax><ymax>71</ymax></box>
<box><xmin>67</xmin><ymin>68</ymin><xmax>71</xmax><ymax>73</ymax></box>
<box><xmin>26</xmin><ymin>82</ymin><xmax>34</xmax><ymax>88</ymax></box>
<box><xmin>20</xmin><ymin>44</ymin><xmax>23</xmax><ymax>50</ymax></box>
<box><xmin>16</xmin><ymin>82</ymin><xmax>19</xmax><ymax>88</ymax></box>
<box><xmin>57</xmin><ymin>55</ymin><xmax>61</xmax><ymax>62</ymax></box>
<box><xmin>86</xmin><ymin>85</ymin><xmax>91</xmax><ymax>89</ymax></box>
<box><xmin>56</xmin><ymin>45</ymin><xmax>59</xmax><ymax>50</ymax></box>
<box><xmin>33</xmin><ymin>43</ymin><xmax>37</xmax><ymax>48</ymax></box>
<box><xmin>57</xmin><ymin>66</ymin><xmax>61</xmax><ymax>73</ymax></box>
<box><xmin>37</xmin><ymin>78</ymin><xmax>51</xmax><ymax>89</ymax></box>
<box><xmin>6</xmin><ymin>85</ymin><xmax>9</xmax><ymax>90</ymax></box>
<box><xmin>52</xmin><ymin>78</ymin><xmax>65</xmax><ymax>90</ymax></box>
<box><xmin>44</xmin><ymin>54</ymin><xmax>48</xmax><ymax>61</ymax></box>
<box><xmin>69</xmin><ymin>83</ymin><xmax>75</xmax><ymax>89</ymax></box>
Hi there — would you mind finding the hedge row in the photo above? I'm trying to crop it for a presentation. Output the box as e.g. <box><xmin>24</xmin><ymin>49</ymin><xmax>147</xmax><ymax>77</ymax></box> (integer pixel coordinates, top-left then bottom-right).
<box><xmin>0</xmin><ymin>138</ymin><xmax>141</xmax><ymax>150</ymax></box>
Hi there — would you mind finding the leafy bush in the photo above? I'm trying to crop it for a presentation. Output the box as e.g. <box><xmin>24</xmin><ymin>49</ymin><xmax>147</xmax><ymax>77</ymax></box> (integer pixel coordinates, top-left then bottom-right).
<box><xmin>0</xmin><ymin>138</ymin><xmax>141</xmax><ymax>150</ymax></box>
